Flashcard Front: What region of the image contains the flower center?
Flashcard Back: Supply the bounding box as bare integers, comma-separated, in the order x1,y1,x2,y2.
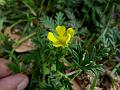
58,36,67,45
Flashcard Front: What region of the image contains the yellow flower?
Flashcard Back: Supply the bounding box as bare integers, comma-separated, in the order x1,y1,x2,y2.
47,26,75,47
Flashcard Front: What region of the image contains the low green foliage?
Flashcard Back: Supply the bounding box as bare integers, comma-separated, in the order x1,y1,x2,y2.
0,0,120,90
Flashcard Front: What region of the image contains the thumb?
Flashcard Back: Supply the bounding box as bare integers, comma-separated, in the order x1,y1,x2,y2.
0,73,29,90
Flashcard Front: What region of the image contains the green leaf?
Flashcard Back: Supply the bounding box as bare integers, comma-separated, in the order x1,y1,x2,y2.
22,0,36,16
41,16,55,31
55,12,65,25
90,73,99,90
7,63,20,73
43,63,50,75
0,18,3,32
111,62,120,76
51,64,56,71
0,0,6,5
0,33,5,44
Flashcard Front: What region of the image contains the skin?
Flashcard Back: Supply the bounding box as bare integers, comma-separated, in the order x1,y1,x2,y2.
0,58,29,90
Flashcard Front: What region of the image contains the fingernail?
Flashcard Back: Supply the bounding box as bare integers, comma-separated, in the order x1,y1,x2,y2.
17,77,29,90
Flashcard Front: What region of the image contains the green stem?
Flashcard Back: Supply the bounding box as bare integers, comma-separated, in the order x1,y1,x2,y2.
101,0,111,18
22,0,37,16
13,32,36,48
9,20,26,29
9,32,36,61
70,70,82,82
110,62,120,76
29,71,34,90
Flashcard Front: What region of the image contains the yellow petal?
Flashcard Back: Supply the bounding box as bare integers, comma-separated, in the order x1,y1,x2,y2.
56,26,66,36
48,32,58,43
65,34,71,44
53,43,63,47
67,28,75,38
